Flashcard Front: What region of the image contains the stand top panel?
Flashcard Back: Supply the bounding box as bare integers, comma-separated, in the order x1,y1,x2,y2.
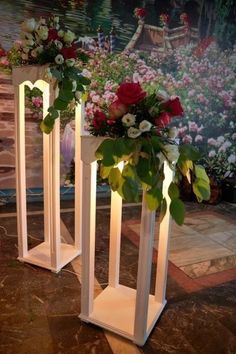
12,65,52,86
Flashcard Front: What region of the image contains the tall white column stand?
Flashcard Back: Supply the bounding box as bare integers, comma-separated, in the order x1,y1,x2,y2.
79,136,174,346
13,65,81,272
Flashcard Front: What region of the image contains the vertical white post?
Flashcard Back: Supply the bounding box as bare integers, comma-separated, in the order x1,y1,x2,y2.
74,103,82,250
134,193,156,344
108,190,122,287
155,161,174,303
14,84,28,258
81,160,97,317
50,116,61,269
42,85,50,244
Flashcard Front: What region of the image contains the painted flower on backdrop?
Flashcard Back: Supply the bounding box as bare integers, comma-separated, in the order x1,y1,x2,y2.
159,14,170,27
134,8,146,20
89,82,210,225
9,15,91,134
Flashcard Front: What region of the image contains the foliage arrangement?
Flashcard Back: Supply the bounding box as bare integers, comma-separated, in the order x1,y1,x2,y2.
9,15,90,133
88,82,210,225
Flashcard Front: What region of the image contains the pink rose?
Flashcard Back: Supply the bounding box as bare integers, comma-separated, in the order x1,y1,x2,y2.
108,99,128,119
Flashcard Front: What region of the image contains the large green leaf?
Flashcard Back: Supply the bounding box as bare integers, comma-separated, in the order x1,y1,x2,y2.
50,67,62,81
179,144,201,161
145,187,162,211
193,178,210,202
159,198,167,223
170,198,185,225
178,159,193,176
53,98,68,111
109,168,122,191
77,75,91,86
122,177,139,203
122,164,136,179
194,165,210,183
100,165,112,179
58,89,74,102
168,182,180,199
95,139,115,166
114,138,134,158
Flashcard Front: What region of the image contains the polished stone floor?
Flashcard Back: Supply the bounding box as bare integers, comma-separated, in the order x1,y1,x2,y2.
0,200,236,354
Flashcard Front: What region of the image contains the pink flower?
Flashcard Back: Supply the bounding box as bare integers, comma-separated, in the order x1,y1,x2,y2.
195,134,203,142
32,96,43,108
182,135,193,144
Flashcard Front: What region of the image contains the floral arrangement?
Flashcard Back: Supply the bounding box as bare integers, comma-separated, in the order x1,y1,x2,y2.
10,15,90,133
88,82,210,225
159,14,170,27
134,8,146,20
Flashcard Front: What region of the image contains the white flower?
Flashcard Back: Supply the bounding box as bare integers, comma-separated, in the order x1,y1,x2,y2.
75,91,81,100
66,58,75,67
25,33,33,40
58,30,64,38
168,127,178,139
164,144,180,162
139,120,152,132
208,150,216,158
72,81,77,92
82,68,92,78
25,39,34,47
37,26,48,41
21,53,28,61
54,16,60,24
36,45,43,54
227,154,236,164
21,18,36,33
64,30,76,43
122,113,136,127
127,127,141,139
55,54,64,65
30,49,38,58
54,40,63,50
156,90,170,102
39,18,46,25
23,47,30,54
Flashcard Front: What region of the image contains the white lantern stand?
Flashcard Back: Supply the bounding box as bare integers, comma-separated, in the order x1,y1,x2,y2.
13,65,82,272
79,136,174,346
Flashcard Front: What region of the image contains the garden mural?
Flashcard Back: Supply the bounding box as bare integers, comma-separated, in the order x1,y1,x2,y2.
0,0,235,203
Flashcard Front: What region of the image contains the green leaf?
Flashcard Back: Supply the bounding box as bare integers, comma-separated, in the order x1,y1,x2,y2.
193,178,210,202
50,67,62,81
145,187,162,211
168,182,180,199
179,144,201,161
122,164,136,179
159,198,167,223
77,75,91,86
194,165,210,183
100,165,112,179
170,198,185,225
58,89,74,102
109,168,122,191
47,107,59,119
95,139,115,166
61,79,73,91
178,159,193,176
150,135,162,153
40,116,54,134
53,98,68,111
122,177,139,203
114,138,134,158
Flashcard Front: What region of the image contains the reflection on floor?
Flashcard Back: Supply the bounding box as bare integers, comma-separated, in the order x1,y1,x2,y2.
0,200,236,354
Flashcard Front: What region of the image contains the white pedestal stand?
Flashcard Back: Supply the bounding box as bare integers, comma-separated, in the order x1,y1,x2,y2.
79,136,174,346
13,65,82,272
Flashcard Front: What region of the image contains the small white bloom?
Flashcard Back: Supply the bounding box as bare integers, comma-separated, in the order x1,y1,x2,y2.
164,144,180,162
39,18,46,25
64,30,76,43
227,154,236,164
66,58,75,67
208,150,216,158
37,26,48,41
36,45,43,54
55,54,64,65
26,39,34,47
139,120,152,132
25,33,33,40
168,127,178,139
75,91,81,100
156,89,170,102
58,30,64,38
21,53,28,61
122,113,136,127
23,47,30,54
30,49,38,58
54,40,63,50
82,68,92,78
72,81,77,92
127,127,141,139
54,16,60,23
21,18,36,33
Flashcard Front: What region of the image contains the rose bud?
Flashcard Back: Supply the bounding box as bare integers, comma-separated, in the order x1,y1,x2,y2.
108,99,128,119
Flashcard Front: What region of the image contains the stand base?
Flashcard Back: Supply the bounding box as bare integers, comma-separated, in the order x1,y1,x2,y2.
18,241,81,272
80,285,166,346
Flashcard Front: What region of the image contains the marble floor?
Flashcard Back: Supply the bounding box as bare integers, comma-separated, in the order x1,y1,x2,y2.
0,200,236,354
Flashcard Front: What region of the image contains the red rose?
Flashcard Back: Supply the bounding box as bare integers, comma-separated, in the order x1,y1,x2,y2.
161,97,184,117
93,111,107,129
116,82,146,105
155,112,171,128
108,99,128,119
0,47,6,57
60,45,77,59
136,8,146,18
47,28,59,42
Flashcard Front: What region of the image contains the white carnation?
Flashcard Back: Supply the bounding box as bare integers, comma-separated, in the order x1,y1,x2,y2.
139,120,152,132
168,127,178,139
64,30,76,43
122,113,136,127
127,127,141,139
55,54,64,65
37,26,48,41
54,40,63,50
